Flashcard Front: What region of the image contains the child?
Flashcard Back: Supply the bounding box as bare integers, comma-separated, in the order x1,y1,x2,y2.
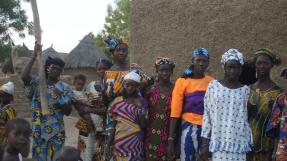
106,71,148,160
56,146,82,161
1,118,31,161
0,82,16,145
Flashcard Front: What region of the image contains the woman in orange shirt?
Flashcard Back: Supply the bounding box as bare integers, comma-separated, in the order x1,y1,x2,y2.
167,48,214,161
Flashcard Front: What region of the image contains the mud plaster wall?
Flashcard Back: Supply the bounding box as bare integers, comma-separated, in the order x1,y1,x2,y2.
130,0,287,89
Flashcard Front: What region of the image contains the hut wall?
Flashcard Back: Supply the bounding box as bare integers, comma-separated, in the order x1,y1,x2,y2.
63,68,100,84
130,0,287,89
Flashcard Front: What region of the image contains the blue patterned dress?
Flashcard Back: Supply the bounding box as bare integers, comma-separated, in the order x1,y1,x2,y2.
201,80,252,161
25,76,73,161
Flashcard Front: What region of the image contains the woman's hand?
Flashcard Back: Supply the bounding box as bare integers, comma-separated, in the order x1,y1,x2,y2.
167,140,176,160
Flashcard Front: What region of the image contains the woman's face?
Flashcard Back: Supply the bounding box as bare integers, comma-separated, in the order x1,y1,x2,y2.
255,55,273,78
96,62,109,78
156,64,173,81
224,60,242,82
113,44,128,62
123,79,139,96
192,55,209,75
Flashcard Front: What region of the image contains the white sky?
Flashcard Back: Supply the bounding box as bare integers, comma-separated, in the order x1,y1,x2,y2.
13,0,115,53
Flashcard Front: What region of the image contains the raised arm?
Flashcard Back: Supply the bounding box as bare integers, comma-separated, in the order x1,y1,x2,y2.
21,43,42,85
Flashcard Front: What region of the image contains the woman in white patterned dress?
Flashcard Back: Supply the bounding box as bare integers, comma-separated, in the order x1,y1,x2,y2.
200,49,253,161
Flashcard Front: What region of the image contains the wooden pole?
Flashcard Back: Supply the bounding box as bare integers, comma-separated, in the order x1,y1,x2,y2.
30,0,49,115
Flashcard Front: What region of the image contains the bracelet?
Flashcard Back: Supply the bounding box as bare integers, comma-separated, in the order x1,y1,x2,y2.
168,137,175,141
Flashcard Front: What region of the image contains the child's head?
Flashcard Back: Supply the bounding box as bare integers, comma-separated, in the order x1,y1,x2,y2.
56,146,82,161
96,59,112,78
5,118,30,156
154,57,175,82
73,74,87,91
0,82,14,105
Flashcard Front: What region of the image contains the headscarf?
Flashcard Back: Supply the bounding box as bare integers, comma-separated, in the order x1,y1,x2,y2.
104,35,128,52
0,82,14,95
192,48,209,59
281,67,287,79
45,56,65,68
124,70,141,83
221,48,244,66
155,57,175,68
254,48,281,66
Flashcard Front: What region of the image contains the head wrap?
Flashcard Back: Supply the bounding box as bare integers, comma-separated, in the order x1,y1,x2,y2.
221,49,244,66
0,82,14,95
255,48,281,66
192,48,209,59
281,67,287,79
45,56,65,68
155,57,175,68
104,35,128,52
124,70,141,83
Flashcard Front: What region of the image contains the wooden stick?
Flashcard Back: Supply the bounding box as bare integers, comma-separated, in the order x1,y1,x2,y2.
30,0,49,115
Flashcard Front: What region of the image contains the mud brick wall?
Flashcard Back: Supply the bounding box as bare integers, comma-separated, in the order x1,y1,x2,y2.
130,0,287,89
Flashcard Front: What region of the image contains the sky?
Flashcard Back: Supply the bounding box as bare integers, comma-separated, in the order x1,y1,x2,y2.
13,0,115,53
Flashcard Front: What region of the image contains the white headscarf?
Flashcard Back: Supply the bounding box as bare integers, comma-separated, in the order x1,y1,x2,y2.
124,71,141,83
0,82,14,95
221,49,244,67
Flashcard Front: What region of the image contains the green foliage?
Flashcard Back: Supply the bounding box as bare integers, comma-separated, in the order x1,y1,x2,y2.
0,0,31,62
94,0,130,59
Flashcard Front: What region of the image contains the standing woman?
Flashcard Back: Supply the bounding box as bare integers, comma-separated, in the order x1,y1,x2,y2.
248,49,283,161
106,71,148,160
167,48,214,161
104,36,130,102
201,49,252,161
266,67,287,161
145,57,175,161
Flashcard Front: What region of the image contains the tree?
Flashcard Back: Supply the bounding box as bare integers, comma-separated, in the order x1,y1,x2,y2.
0,0,32,62
94,0,130,58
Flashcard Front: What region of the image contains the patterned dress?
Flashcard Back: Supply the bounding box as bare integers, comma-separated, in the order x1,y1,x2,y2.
107,96,147,161
0,104,16,144
201,80,252,161
171,76,214,161
25,76,73,161
248,85,283,161
144,86,173,161
266,93,287,161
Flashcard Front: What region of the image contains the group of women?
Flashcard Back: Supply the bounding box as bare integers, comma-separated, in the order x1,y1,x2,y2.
74,36,287,161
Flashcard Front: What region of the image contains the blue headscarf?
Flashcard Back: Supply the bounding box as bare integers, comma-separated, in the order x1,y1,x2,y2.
104,35,127,52
192,48,209,59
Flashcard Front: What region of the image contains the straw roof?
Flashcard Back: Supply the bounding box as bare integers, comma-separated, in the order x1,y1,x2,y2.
41,47,62,63
15,43,32,57
64,33,109,69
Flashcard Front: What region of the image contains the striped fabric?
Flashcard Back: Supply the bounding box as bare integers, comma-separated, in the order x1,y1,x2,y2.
108,97,146,160
180,121,201,161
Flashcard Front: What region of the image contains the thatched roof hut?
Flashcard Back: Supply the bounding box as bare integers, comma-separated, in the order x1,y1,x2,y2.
42,46,62,63
65,33,109,69
64,33,109,82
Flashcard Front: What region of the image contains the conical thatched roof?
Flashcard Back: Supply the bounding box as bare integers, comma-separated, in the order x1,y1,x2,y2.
41,47,61,63
15,43,32,57
64,33,109,69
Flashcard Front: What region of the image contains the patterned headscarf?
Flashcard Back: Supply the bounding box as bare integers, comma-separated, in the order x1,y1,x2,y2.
281,67,287,79
104,35,128,52
155,57,175,68
124,70,141,83
192,48,209,59
221,49,244,66
255,48,281,66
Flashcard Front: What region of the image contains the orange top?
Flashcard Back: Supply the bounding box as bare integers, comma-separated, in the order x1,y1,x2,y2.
171,75,214,125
